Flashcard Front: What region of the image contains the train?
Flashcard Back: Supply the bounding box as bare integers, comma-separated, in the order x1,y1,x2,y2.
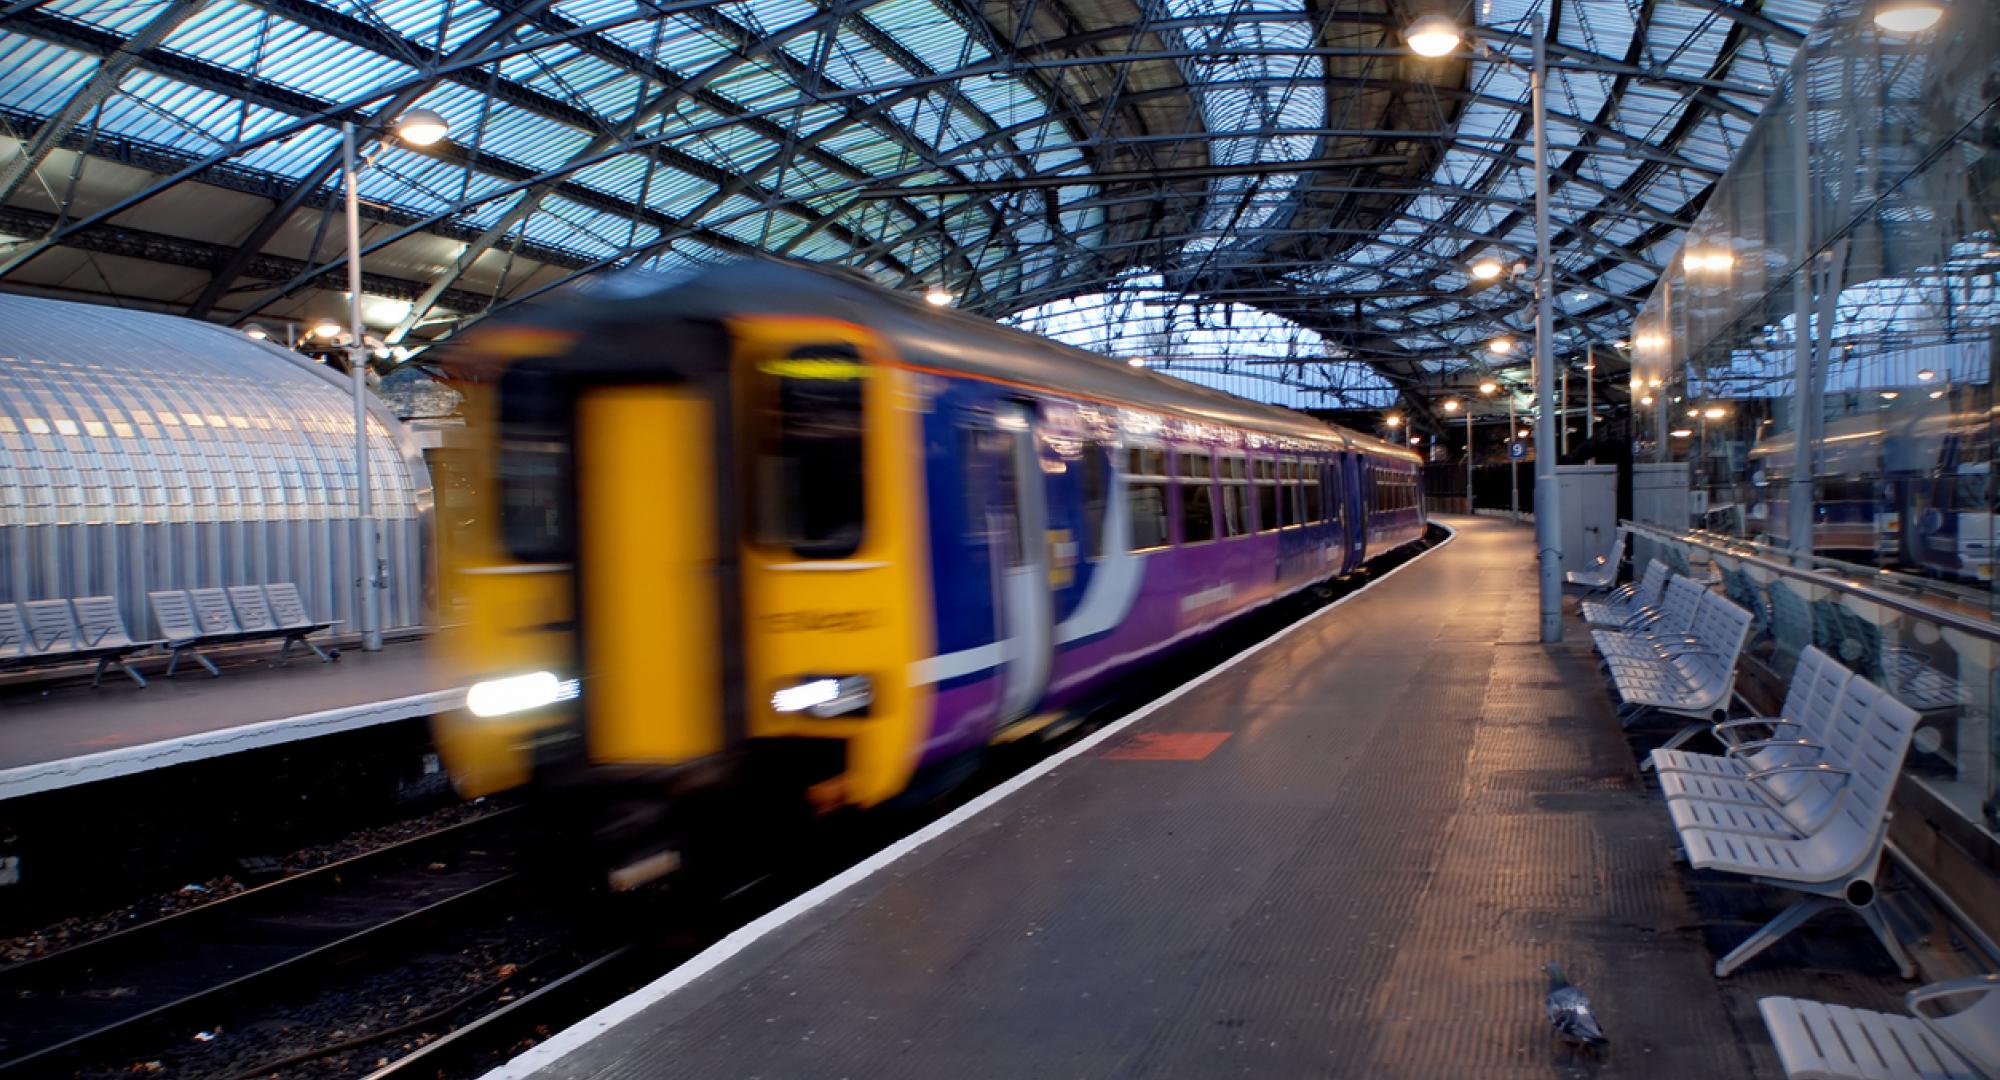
1745,385,1995,583
431,260,1426,883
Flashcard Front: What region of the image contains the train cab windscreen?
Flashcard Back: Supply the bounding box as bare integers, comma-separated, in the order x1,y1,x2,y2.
752,344,867,559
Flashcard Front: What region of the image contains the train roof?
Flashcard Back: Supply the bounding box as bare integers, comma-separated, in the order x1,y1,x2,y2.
557,259,1421,464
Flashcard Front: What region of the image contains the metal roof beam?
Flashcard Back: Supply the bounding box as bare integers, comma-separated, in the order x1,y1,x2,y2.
0,0,210,204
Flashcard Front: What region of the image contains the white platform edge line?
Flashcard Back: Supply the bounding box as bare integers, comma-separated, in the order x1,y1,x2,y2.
0,687,468,801
485,521,1458,1080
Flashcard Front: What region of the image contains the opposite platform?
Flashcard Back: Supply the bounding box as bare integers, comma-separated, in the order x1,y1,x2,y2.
503,516,1886,1080
0,639,459,799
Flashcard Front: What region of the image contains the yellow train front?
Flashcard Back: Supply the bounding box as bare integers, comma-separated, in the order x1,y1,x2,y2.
431,259,1427,886
433,269,937,883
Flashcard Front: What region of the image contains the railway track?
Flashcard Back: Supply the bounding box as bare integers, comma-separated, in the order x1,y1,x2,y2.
0,810,522,1076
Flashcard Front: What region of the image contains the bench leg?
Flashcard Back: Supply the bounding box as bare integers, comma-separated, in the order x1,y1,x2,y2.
1854,901,1918,980
1715,896,1837,977
281,633,333,664
168,646,219,678
1640,723,1710,771
91,657,148,688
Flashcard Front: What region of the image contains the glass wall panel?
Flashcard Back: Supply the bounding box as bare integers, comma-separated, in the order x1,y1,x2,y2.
1628,2,2000,834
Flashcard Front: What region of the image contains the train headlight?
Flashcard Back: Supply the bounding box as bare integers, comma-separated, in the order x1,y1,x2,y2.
771,676,872,718
466,671,580,718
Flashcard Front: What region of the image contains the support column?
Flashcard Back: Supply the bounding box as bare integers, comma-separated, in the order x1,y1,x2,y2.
1531,13,1563,643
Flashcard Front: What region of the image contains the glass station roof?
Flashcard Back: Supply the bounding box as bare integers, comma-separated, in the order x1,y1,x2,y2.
0,0,1825,409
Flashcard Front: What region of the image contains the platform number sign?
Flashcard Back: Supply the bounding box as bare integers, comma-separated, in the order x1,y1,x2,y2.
1509,440,1527,460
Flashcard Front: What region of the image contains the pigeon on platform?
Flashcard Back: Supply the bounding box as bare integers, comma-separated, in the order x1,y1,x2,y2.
1543,962,1609,1046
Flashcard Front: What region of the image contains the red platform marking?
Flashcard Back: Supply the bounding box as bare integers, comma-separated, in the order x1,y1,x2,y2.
1104,731,1232,761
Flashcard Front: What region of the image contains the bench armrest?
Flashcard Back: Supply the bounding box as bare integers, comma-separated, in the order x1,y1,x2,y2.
1620,608,1666,631
1745,761,1849,782
1726,737,1824,761
1906,973,2000,1013
1713,716,1797,747
1659,644,1720,660
1713,716,1796,734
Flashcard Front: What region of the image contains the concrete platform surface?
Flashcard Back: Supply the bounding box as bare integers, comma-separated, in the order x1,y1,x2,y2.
0,639,457,798
497,517,1920,1080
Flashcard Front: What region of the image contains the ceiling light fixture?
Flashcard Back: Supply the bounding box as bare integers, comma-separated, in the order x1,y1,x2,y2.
1873,0,1944,33
1470,258,1504,281
925,285,954,306
393,108,451,146
1403,14,1462,57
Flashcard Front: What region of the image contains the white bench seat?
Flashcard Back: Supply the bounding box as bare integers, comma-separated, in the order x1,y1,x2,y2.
1672,671,1923,978
1580,559,1669,627
1648,647,1850,789
1759,976,1999,1080
1566,527,1629,591
1608,589,1754,724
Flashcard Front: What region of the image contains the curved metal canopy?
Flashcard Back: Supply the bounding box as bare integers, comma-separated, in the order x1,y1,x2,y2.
0,0,1822,413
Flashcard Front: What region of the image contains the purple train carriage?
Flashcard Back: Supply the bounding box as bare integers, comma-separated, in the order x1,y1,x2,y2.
433,259,1426,883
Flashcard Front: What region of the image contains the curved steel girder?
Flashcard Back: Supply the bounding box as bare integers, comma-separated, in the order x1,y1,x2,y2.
0,0,1042,291
0,0,209,203
1,36,1720,296
207,0,1003,324
379,0,1052,340
179,0,561,318
3,43,1704,306
968,7,1779,103
974,226,1646,318
1356,0,1757,319
0,0,1808,374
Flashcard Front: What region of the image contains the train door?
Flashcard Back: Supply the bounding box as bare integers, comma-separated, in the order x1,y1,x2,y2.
1341,452,1366,570
992,401,1053,721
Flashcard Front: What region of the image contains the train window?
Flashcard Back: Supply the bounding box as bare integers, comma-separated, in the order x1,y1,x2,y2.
1179,450,1215,544
1218,455,1248,537
751,343,866,559
1127,447,1170,552
993,436,1026,569
1255,457,1280,530
1302,459,1322,522
1287,459,1306,526
1322,463,1339,527
1079,443,1108,560
497,365,571,562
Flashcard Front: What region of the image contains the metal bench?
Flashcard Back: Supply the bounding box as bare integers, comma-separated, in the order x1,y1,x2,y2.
1671,671,1923,977
1647,646,1849,789
1565,526,1629,592
65,596,161,686
1604,589,1754,726
1759,975,1998,1079
1592,575,1705,663
230,584,335,664
0,598,160,687
149,589,220,677
1580,558,1670,627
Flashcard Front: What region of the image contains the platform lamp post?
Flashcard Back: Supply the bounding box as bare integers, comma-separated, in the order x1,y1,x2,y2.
340,108,449,652
1443,398,1469,512
1406,11,1562,641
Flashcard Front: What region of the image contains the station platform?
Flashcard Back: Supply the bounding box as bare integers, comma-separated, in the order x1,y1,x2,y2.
0,638,459,800
500,516,1919,1080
